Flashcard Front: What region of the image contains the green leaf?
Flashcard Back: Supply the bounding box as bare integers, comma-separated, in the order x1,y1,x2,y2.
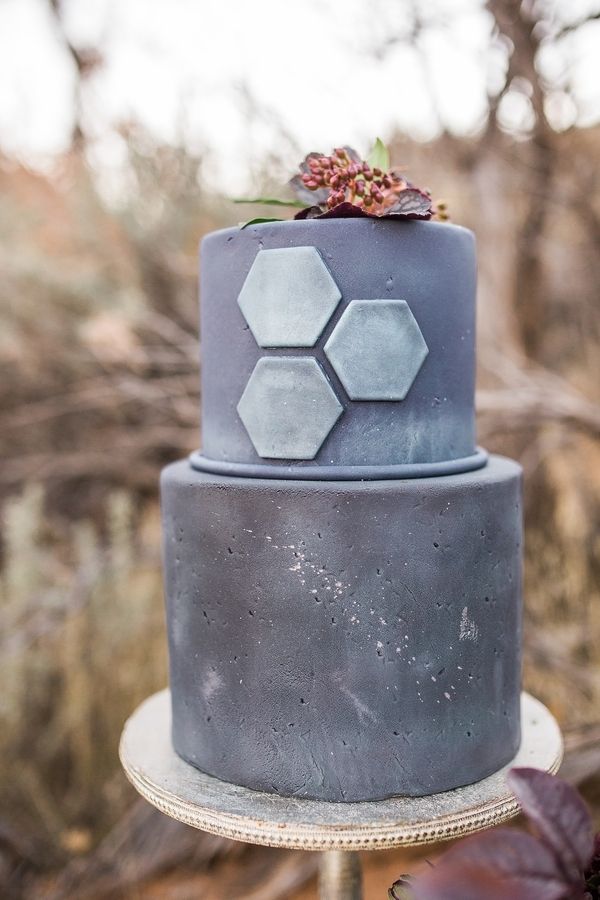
233,197,307,208
240,217,284,229
368,137,390,171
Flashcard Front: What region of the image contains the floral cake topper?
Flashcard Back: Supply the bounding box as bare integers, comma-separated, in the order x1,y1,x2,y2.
235,138,449,227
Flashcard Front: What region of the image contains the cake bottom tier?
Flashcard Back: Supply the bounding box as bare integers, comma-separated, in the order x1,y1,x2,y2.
161,455,522,801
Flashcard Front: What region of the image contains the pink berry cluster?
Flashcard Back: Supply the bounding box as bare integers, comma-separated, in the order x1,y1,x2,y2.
300,147,408,212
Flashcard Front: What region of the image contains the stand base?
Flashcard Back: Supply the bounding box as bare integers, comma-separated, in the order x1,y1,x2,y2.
319,850,362,900
120,690,561,852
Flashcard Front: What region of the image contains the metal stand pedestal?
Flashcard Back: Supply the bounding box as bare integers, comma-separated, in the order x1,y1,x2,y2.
120,691,562,899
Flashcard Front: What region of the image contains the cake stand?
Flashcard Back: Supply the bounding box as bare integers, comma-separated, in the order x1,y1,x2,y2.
119,690,562,900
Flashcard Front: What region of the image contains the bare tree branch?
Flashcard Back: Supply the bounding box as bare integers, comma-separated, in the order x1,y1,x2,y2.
553,10,600,41
46,0,103,149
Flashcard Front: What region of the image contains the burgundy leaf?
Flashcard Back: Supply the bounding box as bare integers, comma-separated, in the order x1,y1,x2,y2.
293,199,433,222
410,829,576,900
386,188,433,219
313,201,371,219
410,860,571,900
293,201,367,220
585,833,600,882
509,768,595,882
288,173,329,206
293,204,328,220
341,144,362,162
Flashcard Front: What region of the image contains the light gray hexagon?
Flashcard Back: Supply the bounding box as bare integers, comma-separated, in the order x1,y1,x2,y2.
237,357,342,459
324,300,428,401
237,247,341,348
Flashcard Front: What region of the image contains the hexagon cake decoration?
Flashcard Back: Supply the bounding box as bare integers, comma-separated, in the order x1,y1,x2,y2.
237,356,343,459
237,246,341,348
324,299,428,401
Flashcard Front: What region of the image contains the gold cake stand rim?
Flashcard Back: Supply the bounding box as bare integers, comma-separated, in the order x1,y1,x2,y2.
119,689,562,851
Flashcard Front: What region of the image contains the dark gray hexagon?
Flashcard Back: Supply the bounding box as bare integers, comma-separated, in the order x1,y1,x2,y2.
324,300,428,401
237,357,342,459
237,247,341,348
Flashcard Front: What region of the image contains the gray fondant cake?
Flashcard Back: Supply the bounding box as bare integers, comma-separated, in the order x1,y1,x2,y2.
161,218,522,801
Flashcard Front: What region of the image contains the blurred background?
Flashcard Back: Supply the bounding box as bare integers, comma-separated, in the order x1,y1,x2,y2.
0,0,599,897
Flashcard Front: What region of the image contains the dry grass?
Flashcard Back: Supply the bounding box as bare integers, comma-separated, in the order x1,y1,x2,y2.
0,486,166,861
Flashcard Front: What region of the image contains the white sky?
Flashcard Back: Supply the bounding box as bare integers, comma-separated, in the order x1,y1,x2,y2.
0,0,599,189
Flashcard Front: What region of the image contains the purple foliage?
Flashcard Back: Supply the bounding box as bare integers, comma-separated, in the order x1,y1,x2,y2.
289,146,435,221
508,768,594,883
397,768,596,900
294,191,432,222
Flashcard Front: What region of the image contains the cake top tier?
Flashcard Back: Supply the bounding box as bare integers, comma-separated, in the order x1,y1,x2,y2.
193,218,484,481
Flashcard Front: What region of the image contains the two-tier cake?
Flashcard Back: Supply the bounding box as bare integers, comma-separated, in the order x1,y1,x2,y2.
160,217,522,801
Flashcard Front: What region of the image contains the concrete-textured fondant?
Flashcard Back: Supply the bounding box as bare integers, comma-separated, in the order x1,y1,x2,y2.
200,220,477,472
161,218,523,804
161,455,522,801
189,446,488,481
325,299,428,401
237,356,342,459
237,246,341,348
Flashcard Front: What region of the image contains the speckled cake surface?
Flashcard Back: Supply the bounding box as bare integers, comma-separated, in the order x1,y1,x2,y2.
160,218,523,801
